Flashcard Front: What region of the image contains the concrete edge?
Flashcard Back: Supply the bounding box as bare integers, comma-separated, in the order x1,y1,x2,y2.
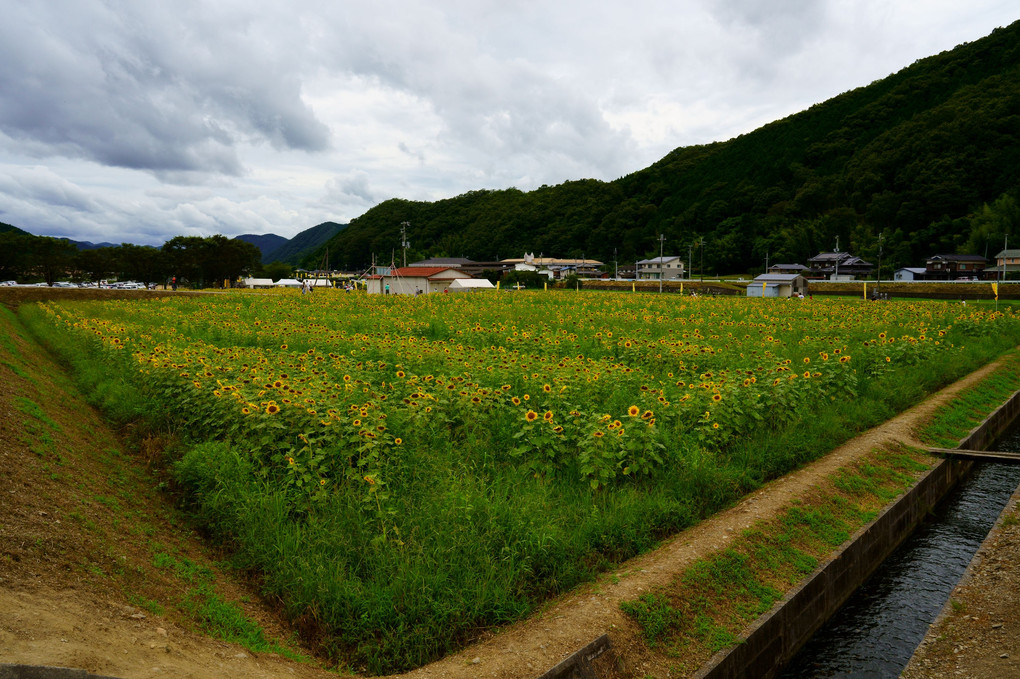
689,386,1020,679
534,634,612,679
0,665,120,679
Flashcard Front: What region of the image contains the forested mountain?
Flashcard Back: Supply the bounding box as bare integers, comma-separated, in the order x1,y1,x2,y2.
270,221,346,266
0,222,29,235
234,233,289,261
310,21,1020,275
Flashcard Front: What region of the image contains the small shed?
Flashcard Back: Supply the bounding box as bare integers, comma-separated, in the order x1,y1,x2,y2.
367,267,473,295
894,267,927,282
747,274,808,298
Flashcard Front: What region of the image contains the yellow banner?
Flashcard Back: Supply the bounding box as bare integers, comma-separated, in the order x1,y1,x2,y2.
864,281,867,299
496,281,500,291
992,282,998,299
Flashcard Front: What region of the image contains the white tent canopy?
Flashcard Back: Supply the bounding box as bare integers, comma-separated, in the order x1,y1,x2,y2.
447,278,495,291
274,278,302,287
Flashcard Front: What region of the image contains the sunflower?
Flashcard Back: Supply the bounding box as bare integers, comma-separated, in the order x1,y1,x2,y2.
266,403,281,415
543,410,554,422
525,410,538,422
394,438,403,445
627,405,640,417
511,396,521,406
712,393,722,402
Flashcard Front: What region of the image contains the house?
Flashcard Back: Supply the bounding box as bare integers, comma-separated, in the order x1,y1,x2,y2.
984,249,1020,280
767,264,809,275
501,253,603,279
807,252,874,280
924,254,987,280
894,268,927,282
365,266,473,295
746,274,808,298
636,256,685,281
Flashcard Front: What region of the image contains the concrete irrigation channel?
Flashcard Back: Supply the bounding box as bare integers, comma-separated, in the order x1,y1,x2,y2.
537,389,1020,679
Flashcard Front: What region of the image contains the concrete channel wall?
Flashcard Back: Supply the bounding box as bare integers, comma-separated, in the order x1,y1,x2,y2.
691,388,1020,679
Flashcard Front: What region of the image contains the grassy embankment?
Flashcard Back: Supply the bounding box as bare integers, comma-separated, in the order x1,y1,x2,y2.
0,301,315,665
619,349,1020,673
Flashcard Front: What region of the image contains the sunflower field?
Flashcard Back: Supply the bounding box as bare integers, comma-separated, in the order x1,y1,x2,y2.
23,290,1020,671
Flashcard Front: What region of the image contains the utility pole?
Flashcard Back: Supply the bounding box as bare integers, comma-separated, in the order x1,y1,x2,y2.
765,250,769,274
400,221,410,268
614,248,618,280
688,243,693,282
658,234,666,293
699,237,705,283
876,231,884,300
834,236,841,280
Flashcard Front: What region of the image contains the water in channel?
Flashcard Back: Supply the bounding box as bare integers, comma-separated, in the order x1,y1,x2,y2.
778,430,1020,678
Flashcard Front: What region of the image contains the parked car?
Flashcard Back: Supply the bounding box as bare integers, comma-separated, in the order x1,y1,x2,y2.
0,280,16,287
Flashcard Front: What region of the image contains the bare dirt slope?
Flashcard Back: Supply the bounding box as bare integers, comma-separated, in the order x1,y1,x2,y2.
0,289,1009,679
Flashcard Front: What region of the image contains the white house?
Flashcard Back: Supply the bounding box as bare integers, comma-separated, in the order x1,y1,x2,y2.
365,266,473,295
747,274,808,298
636,256,684,281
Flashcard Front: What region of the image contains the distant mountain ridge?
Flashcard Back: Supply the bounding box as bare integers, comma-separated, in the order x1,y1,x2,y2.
311,20,1020,275
265,221,346,265
234,233,289,260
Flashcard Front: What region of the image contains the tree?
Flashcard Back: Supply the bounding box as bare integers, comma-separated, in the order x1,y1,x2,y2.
261,261,293,281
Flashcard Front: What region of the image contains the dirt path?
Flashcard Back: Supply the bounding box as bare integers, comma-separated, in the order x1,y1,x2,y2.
0,293,1007,678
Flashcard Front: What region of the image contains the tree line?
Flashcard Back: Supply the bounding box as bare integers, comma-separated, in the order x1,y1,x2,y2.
0,231,263,288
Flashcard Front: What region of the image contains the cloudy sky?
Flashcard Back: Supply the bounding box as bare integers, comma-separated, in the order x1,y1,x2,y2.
0,1,1016,246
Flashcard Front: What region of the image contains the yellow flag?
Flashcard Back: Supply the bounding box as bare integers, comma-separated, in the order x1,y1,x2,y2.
632,282,635,292
496,280,500,291
992,282,998,299
762,281,766,294
544,281,547,291
680,281,684,294
864,281,867,299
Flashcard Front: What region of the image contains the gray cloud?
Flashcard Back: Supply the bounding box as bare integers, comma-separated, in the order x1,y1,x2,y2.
0,1,329,178
0,0,1015,247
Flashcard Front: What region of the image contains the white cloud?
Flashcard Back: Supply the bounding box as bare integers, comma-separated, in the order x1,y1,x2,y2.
0,0,1016,245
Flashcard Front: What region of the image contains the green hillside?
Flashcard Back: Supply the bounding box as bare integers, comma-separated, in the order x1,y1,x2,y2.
312,21,1020,274
270,221,346,266
0,222,29,236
